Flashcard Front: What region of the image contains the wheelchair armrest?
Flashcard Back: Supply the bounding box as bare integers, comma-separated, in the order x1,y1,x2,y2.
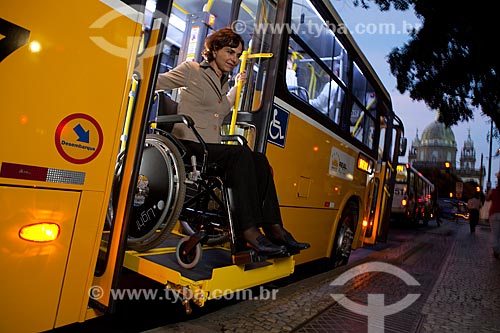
155,114,209,173
155,114,195,128
220,135,247,146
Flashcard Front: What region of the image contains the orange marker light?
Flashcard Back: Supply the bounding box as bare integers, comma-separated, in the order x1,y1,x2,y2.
19,223,60,242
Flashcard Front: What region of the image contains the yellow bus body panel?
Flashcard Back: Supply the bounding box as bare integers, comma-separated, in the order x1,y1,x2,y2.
266,103,368,264
0,1,138,192
55,191,105,328
0,186,80,332
1,1,144,331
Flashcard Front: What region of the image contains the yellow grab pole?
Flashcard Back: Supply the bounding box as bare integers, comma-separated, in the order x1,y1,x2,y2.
121,77,139,151
229,52,273,136
229,50,248,135
352,98,376,137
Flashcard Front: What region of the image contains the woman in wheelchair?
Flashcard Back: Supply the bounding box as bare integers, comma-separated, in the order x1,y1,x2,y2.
156,28,309,256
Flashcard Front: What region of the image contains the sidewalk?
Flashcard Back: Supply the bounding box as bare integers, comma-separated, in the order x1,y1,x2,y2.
146,219,500,332
419,221,500,332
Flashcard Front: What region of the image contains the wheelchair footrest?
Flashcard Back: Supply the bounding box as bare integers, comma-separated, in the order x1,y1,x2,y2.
232,249,257,265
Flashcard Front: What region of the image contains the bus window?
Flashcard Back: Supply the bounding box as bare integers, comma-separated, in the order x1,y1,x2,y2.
286,0,350,125
237,0,277,113
351,63,379,150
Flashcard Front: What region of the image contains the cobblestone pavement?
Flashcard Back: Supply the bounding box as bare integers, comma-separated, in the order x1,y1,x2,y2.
145,219,500,333
418,222,500,332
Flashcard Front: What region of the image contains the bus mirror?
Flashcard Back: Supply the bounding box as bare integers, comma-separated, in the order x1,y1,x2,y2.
399,137,407,156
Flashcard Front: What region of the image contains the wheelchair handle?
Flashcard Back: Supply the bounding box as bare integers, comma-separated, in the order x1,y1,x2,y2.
155,114,194,128
221,135,247,146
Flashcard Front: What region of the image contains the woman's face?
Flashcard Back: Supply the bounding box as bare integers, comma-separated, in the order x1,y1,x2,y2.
212,43,243,74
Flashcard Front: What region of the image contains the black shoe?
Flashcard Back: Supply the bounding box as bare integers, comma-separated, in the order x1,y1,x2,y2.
242,227,286,255
264,224,310,251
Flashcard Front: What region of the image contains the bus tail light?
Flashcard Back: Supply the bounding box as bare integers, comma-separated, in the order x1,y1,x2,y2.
19,222,60,242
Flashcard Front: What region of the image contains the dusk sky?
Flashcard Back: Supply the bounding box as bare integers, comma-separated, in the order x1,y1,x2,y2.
334,1,499,178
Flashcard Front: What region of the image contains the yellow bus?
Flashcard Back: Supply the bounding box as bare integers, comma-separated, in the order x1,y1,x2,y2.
0,0,405,331
392,163,435,225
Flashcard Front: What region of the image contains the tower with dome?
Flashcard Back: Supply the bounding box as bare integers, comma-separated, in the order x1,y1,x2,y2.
409,120,484,190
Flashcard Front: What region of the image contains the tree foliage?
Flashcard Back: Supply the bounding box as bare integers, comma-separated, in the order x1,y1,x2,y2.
353,0,500,131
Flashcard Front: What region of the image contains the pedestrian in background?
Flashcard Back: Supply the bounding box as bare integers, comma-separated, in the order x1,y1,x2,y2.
485,173,500,259
467,193,482,233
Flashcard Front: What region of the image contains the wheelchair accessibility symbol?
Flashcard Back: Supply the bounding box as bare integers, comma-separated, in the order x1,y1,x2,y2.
330,262,421,333
267,104,289,148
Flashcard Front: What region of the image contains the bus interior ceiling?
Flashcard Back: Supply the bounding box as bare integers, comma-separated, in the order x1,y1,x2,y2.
166,1,234,46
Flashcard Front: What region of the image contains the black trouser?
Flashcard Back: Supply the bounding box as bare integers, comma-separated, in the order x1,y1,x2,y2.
181,140,282,232
469,209,479,232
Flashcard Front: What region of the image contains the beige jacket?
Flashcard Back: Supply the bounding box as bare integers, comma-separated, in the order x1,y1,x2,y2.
156,61,237,143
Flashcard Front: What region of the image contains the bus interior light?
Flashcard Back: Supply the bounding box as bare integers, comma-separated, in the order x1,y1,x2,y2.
208,14,216,26
19,222,60,242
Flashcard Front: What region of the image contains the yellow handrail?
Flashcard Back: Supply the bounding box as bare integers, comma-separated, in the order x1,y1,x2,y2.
352,98,376,137
229,50,248,135
120,76,139,152
229,51,273,135
173,3,189,15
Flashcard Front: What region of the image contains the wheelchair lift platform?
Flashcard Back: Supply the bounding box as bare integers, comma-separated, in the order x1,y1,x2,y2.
123,233,295,311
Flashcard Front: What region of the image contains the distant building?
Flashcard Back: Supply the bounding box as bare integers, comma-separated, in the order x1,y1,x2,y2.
409,120,485,188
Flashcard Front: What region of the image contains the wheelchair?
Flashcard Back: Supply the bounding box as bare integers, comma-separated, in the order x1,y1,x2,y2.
120,92,294,269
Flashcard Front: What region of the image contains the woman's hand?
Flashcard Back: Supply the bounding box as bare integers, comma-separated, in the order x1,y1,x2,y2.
234,70,247,84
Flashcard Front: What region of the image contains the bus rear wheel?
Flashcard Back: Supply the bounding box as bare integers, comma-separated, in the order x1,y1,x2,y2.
330,201,358,268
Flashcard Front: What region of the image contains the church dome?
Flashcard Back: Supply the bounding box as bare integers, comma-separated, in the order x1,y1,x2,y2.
420,121,456,148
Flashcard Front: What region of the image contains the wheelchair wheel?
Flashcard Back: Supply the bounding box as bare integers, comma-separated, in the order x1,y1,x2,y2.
127,134,186,251
176,236,202,269
180,179,230,246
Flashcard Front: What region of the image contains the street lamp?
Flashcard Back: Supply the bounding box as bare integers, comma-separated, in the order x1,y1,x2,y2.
481,153,499,193
487,120,493,192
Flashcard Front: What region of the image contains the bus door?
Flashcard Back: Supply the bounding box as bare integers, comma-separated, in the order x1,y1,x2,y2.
91,3,167,317
364,115,389,245
364,160,393,244
377,118,405,241
364,113,405,244
115,0,295,313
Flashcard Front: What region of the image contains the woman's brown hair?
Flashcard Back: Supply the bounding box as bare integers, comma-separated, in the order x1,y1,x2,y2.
202,27,244,62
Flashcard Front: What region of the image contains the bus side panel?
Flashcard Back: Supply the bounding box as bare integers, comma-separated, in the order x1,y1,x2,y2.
279,207,337,264
1,1,145,330
55,191,105,328
0,1,138,192
266,105,368,263
0,186,80,333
